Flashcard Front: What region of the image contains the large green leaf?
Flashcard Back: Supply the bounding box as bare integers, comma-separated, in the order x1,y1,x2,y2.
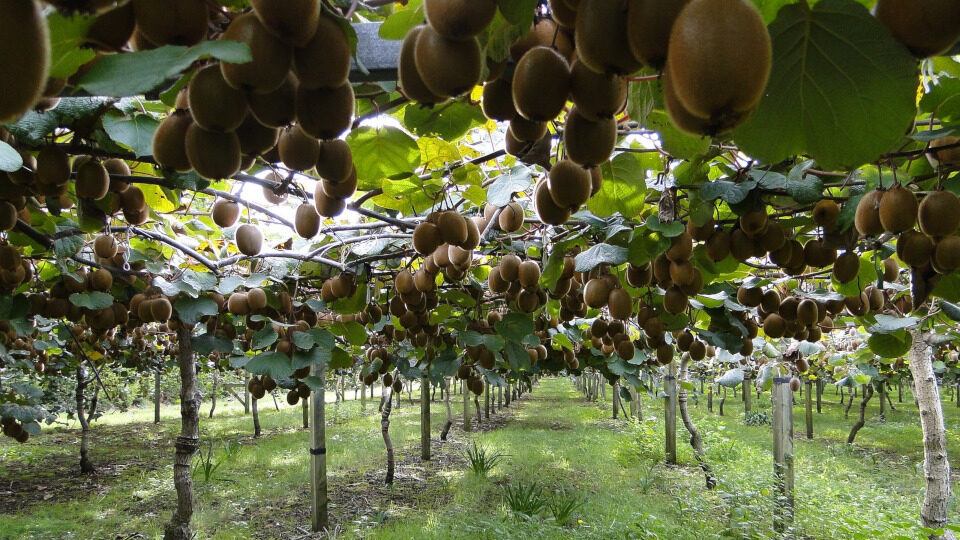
495,313,535,343
47,12,97,79
403,101,486,141
192,334,234,356
76,40,252,97
497,0,538,27
173,296,218,325
378,0,424,40
734,0,918,169
574,243,629,272
647,110,710,159
347,126,422,191
69,292,113,310
246,351,293,380
867,331,912,359
486,165,533,207
587,152,650,217
0,141,23,173
102,113,160,157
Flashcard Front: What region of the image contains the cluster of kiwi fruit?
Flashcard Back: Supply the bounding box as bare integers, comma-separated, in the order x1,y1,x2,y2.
129,292,173,325
534,162,602,226
674,329,710,361
483,202,525,234
487,253,547,313
738,286,828,343
585,318,636,360
0,244,34,293
651,230,703,314
320,272,358,304
632,298,681,364
455,363,486,396
210,199,265,257
582,270,634,319
411,210,481,283
548,252,587,322
389,274,442,339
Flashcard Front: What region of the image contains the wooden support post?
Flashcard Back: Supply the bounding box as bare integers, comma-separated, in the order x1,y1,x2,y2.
463,382,471,432
302,396,309,430
421,376,430,461
243,373,250,415
707,384,713,413
772,377,795,533
816,379,823,413
154,364,162,424
310,364,327,532
360,382,366,411
805,380,813,439
252,398,261,438
612,381,619,419
879,382,886,419
665,362,677,466
743,370,752,416
208,372,218,419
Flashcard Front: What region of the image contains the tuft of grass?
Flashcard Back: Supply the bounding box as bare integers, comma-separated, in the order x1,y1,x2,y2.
192,438,242,483
503,480,546,518
546,487,584,526
464,441,506,478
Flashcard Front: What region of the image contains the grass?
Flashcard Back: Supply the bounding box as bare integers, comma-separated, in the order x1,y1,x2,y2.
0,378,957,539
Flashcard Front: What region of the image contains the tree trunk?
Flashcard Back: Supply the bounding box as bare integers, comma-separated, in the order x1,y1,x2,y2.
382,385,395,485
484,382,490,419
208,371,218,419
302,396,309,429
76,367,95,474
805,380,814,439
846,385,874,444
252,397,261,438
816,379,823,413
441,378,453,441
719,387,726,416
243,373,250,415
612,381,619,419
908,331,955,538
743,371,752,416
679,356,715,488
421,376,430,461
844,386,855,418
361,382,367,411
463,382,471,431
664,362,677,466
164,326,201,540
154,365,162,424
707,384,713,413
474,394,482,425
879,381,886,419
310,364,327,532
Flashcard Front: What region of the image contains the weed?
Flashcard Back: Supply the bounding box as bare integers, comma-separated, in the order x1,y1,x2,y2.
503,480,546,518
192,438,241,483
638,463,661,494
546,487,584,526
465,442,507,478
744,411,771,426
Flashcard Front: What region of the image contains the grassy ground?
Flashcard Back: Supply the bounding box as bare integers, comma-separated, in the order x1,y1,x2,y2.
0,377,957,539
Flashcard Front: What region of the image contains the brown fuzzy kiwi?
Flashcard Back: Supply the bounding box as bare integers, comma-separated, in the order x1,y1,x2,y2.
625,0,691,69
236,224,263,256
188,64,248,132
854,190,884,236
667,0,771,122
763,313,786,338
548,160,592,209
796,299,818,325
314,190,346,217
687,218,715,242
185,124,241,179
575,0,642,75
549,0,578,27
513,46,570,122
36,146,71,186
499,254,521,282
103,158,131,193
75,160,110,200
153,110,194,171
315,139,354,184
295,82,354,140
424,0,497,39
132,0,207,46
927,136,960,168
897,229,934,267
626,263,652,287
518,260,541,289
293,13,351,89
878,186,918,233
833,251,859,283
461,217,481,250
813,199,840,229
935,236,960,273
246,73,297,128
584,278,610,308
865,286,885,311
669,260,696,287
414,26,482,98
563,107,617,166
488,266,509,293
607,288,632,319
499,202,525,232
875,0,960,58
535,178,572,225
295,203,321,239
250,0,319,47
0,245,21,272
882,258,900,283
736,285,762,308
481,77,517,122
738,208,768,238
448,245,472,269
510,19,574,62
661,68,749,136
88,268,112,291
438,212,469,245
220,13,292,94
85,1,135,51
247,287,268,311
212,199,240,228
705,230,731,261
151,297,173,322
509,116,548,143
398,26,447,106
320,167,357,200
278,125,320,171
235,114,280,156
94,235,118,259
413,222,443,255
228,292,249,315
918,190,960,237
415,268,436,292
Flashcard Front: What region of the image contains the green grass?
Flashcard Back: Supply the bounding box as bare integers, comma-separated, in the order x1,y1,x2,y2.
0,378,958,539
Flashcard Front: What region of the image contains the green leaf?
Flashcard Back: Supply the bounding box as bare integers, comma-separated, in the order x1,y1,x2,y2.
403,101,486,140
378,0,424,40
940,300,960,322
486,165,533,207
251,326,279,350
504,340,531,372
173,296,218,325
76,40,253,97
68,291,114,310
644,215,685,237
300,375,325,391
292,346,330,371
0,295,29,320
329,347,355,370
866,314,919,334
101,113,160,157
347,126,422,192
0,141,23,173
629,229,670,267
497,0,538,26
574,243,629,272
5,98,108,145
647,110,710,159
192,334,234,356
733,0,918,169
700,177,757,204
867,331,911,358
587,152,650,217
626,80,655,129
920,77,960,122
332,321,368,346
495,313,535,343
246,351,292,380
330,281,369,315
47,12,97,79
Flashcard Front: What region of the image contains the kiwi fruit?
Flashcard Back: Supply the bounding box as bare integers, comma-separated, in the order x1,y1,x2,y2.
320,167,357,200
626,263,652,287
188,64,248,132
878,186,918,233
935,236,960,272
0,0,49,122
897,229,934,266
315,139,355,183
413,222,442,255
132,0,207,46
666,0,771,123
569,59,628,121
481,77,517,122
461,217,481,250
103,158,132,193
584,278,610,308
220,13,293,94
94,235,118,259
509,116,548,143
314,191,346,218
399,26,447,106
499,202,525,232
36,146,71,185
212,199,241,228
246,73,297,128
151,297,173,321
236,224,263,256
295,203,321,239
854,190,884,236
278,125,321,171
75,160,110,200
737,286,762,307
547,160,592,209
796,299,818,325
488,267,509,293
705,230,731,261
604,288,629,319
251,0,319,47
511,19,575,63
235,114,280,156
513,47,570,122
499,254,521,282
662,69,749,136
563,107,617,166
575,0,642,75
549,0,578,27
927,136,960,168
516,261,539,289
295,82,355,140
875,0,960,58
414,26,482,98
88,268,113,291
294,13,352,89
85,2,135,51
438,212,469,245
625,0,691,69
185,124,242,179
153,111,194,171
739,209,768,238
424,0,497,39
918,191,960,237
833,251,859,283
813,199,840,229
763,313,786,338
